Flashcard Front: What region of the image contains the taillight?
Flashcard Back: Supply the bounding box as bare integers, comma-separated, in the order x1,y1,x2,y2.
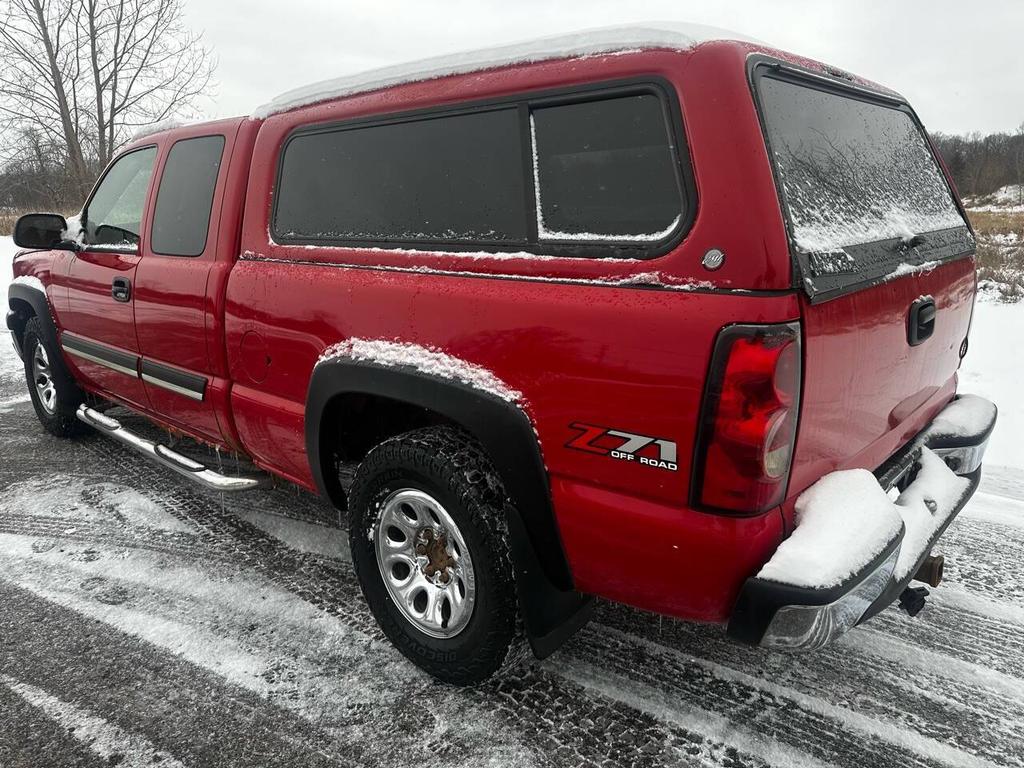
692,322,802,514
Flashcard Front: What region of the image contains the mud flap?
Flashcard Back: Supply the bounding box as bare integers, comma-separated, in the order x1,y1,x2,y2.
506,504,593,659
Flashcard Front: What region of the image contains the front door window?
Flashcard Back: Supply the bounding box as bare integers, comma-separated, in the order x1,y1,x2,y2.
82,147,157,249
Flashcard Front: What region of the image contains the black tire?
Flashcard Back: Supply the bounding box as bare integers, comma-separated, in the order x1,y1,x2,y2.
348,426,527,685
22,317,85,437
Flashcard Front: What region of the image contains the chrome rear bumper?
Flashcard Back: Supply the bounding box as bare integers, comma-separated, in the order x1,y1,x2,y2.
728,394,996,650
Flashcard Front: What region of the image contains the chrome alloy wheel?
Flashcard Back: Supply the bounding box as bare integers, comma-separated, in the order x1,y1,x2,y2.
374,488,476,638
32,343,57,415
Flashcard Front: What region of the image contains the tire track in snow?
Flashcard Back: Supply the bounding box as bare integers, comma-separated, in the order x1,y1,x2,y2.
554,660,834,768
0,580,358,768
590,606,1024,768
0,530,772,768
63,460,779,766
566,626,1006,768
0,534,539,768
1,675,191,768
938,515,1024,606
0,683,111,768
114,499,776,768
868,602,1024,680
476,669,776,768
4,400,1024,767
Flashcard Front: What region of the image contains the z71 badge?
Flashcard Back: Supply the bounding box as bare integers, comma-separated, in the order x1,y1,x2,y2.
566,423,678,472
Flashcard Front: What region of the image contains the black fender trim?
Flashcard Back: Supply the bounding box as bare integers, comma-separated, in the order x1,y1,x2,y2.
307,359,591,656
6,309,25,359
7,283,71,379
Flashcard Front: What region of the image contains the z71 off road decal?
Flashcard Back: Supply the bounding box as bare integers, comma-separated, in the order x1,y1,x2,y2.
566,423,678,472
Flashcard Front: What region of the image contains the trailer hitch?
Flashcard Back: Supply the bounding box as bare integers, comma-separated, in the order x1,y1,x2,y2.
898,586,929,617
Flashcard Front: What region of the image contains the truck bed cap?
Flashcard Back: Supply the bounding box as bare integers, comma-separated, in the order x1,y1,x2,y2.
250,22,758,119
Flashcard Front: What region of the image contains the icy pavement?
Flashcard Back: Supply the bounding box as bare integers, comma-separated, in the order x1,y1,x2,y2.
0,374,1022,767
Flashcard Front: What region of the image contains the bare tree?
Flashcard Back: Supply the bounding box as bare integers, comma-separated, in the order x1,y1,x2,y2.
0,0,90,196
0,0,214,201
1016,122,1024,205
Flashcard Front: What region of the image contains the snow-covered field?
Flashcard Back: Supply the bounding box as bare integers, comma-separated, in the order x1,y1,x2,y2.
965,184,1024,214
2,235,1023,767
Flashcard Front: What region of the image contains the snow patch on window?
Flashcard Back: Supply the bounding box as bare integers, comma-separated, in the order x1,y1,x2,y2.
537,216,682,243
317,338,523,403
792,209,965,254
252,23,755,118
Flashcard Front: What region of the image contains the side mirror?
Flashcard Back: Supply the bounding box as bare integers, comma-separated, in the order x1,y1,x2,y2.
13,213,78,251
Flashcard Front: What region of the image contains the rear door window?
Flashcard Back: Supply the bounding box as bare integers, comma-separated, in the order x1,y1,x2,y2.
151,135,225,256
530,94,683,241
756,71,971,299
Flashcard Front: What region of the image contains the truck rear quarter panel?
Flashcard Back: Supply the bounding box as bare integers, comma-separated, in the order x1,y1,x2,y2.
228,43,807,621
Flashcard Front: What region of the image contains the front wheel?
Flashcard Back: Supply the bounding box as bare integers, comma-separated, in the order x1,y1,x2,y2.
22,317,85,437
348,426,526,685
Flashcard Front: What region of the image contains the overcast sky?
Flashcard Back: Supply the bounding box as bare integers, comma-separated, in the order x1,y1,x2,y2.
183,0,1021,135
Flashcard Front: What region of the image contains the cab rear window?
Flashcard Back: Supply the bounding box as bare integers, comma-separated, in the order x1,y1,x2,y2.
755,69,971,299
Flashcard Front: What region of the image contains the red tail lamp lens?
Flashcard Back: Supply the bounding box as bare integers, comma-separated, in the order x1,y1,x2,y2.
694,323,802,514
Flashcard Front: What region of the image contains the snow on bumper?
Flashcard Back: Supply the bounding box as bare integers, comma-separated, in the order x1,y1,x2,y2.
728,394,997,651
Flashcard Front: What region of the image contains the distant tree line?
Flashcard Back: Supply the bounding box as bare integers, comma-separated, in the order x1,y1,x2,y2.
931,126,1024,200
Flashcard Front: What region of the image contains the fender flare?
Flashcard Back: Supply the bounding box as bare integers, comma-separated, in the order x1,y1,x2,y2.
306,359,593,657
7,283,69,379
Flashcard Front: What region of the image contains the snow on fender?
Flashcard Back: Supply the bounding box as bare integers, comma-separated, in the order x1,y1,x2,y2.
316,338,524,404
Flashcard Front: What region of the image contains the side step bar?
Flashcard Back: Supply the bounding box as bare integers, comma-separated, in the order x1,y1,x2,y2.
76,405,268,492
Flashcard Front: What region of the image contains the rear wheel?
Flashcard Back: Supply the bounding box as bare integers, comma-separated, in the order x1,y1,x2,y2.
22,317,85,437
348,426,526,685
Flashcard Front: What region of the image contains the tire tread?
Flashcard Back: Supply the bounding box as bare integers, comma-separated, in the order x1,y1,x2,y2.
348,426,528,685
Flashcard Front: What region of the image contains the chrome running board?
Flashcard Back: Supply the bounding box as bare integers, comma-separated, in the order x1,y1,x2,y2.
76,404,267,492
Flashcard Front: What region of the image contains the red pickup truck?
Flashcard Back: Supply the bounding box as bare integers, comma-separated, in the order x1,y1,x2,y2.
6,26,997,684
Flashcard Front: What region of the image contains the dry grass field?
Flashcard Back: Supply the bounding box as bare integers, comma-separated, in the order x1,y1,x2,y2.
969,209,1024,301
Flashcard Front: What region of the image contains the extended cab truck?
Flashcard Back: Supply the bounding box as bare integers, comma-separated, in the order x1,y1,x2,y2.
6,26,997,684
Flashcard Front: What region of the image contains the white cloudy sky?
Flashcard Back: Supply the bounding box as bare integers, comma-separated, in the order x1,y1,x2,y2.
183,0,1022,135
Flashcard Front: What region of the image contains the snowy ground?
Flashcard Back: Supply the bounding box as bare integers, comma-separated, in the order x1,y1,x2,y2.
2,236,1023,767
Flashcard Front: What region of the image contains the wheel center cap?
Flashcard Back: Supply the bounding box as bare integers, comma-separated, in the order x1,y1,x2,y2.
415,528,456,583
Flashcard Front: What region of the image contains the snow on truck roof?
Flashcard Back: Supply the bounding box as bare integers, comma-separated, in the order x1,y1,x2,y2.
250,22,758,119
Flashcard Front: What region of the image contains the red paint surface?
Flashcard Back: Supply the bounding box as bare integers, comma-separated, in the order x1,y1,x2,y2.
9,40,975,623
